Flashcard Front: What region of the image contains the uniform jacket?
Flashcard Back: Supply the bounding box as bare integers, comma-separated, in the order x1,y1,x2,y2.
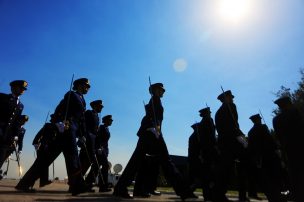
54,91,86,137
96,124,110,157
248,123,278,167
215,103,241,147
137,96,163,137
32,123,59,151
0,93,24,142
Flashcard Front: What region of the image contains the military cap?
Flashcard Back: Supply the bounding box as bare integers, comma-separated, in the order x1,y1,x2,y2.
90,100,103,108
149,83,165,93
10,80,28,90
249,114,261,121
217,90,234,101
274,96,292,106
191,123,199,130
199,107,211,116
102,115,113,122
73,78,90,88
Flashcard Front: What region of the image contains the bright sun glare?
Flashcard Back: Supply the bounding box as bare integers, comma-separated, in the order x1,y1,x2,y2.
217,0,252,24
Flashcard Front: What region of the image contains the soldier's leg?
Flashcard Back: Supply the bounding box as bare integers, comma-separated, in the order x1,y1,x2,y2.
113,136,147,197
62,130,86,195
98,154,110,191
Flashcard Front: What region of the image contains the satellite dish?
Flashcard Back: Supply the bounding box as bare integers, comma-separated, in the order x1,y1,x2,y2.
108,161,112,171
113,164,123,174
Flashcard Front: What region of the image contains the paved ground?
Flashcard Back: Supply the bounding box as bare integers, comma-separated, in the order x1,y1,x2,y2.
0,179,268,202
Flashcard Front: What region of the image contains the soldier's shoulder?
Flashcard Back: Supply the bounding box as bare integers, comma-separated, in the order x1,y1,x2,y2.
0,92,9,98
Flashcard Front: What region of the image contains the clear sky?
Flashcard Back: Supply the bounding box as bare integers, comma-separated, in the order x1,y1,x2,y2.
1,0,303,179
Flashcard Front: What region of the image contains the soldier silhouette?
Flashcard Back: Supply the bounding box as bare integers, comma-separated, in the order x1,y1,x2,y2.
248,114,286,202
0,80,28,179
16,78,91,195
188,107,217,201
95,115,113,192
79,99,103,192
273,96,304,202
113,82,193,200
213,90,249,202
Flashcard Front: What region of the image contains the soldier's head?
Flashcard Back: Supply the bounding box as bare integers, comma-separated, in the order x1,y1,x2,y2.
90,100,103,113
73,78,90,95
217,90,234,103
274,96,292,111
10,80,28,96
102,115,113,126
199,107,211,118
249,114,261,124
149,83,165,97
18,115,29,125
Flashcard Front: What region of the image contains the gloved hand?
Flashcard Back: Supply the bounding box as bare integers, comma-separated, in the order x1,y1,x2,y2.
97,148,103,155
55,122,65,133
77,136,86,147
14,136,19,141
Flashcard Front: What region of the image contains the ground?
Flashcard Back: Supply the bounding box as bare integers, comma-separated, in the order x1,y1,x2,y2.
0,179,269,202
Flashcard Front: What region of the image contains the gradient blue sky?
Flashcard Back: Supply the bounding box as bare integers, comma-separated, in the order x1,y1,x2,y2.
1,0,303,179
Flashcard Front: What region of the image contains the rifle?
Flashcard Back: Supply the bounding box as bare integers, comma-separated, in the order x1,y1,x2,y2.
258,109,268,126
63,74,74,127
12,139,22,177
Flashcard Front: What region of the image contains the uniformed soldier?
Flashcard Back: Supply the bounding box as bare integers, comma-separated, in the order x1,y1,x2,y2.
79,100,103,191
31,114,58,188
213,90,249,202
113,82,193,200
16,114,64,192
273,96,304,202
188,107,217,201
0,80,28,179
16,78,91,195
133,104,161,198
248,114,286,202
95,114,113,192
53,77,91,195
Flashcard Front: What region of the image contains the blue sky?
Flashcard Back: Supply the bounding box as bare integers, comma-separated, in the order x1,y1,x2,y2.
1,0,303,179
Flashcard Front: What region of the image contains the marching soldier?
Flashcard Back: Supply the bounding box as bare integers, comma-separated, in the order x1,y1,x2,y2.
95,115,113,192
248,114,286,202
113,82,193,200
52,77,91,195
0,80,28,179
16,114,64,192
213,90,249,202
16,78,91,195
273,97,304,202
79,100,103,191
31,114,58,188
188,107,217,201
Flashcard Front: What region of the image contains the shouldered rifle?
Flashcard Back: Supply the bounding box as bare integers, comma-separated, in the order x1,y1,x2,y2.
63,74,74,129
259,109,268,126
12,138,22,177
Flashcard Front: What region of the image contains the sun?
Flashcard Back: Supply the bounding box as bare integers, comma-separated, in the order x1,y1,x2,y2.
217,0,252,24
